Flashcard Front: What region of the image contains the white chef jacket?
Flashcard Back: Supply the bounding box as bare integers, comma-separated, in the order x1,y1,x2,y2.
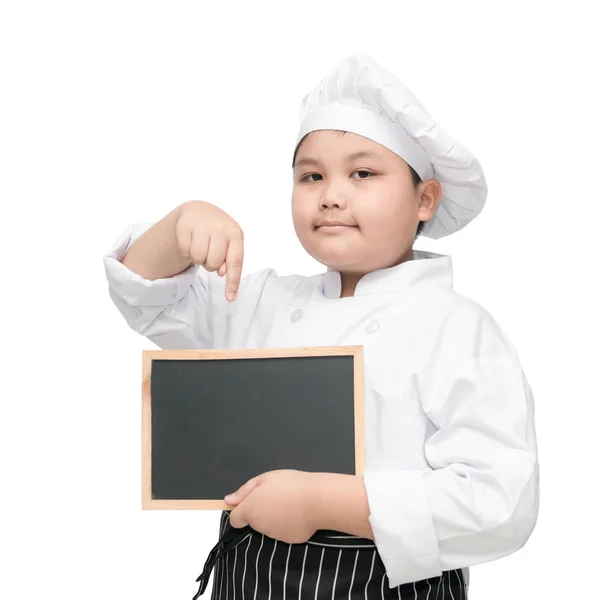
103,223,540,589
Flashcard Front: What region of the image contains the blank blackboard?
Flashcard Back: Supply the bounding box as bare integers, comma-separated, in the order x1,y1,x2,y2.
141,346,365,510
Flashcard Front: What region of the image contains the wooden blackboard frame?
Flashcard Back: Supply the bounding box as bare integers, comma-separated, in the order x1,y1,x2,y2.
141,346,365,510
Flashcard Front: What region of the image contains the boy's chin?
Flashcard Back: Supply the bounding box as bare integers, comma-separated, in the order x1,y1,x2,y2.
311,251,368,273
299,238,369,271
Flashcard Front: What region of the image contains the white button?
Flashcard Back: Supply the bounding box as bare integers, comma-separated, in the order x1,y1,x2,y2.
365,319,379,333
290,309,303,323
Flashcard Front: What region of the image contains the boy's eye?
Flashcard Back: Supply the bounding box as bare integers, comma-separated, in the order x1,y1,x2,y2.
302,173,323,182
300,170,374,182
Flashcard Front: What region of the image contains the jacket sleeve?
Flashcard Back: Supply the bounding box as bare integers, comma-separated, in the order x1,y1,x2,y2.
362,310,540,588
102,223,277,350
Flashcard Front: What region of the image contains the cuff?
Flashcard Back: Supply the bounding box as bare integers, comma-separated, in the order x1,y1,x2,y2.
363,470,442,587
103,223,202,307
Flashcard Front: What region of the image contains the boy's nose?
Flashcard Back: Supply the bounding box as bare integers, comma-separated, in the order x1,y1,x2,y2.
319,191,348,209
321,199,343,209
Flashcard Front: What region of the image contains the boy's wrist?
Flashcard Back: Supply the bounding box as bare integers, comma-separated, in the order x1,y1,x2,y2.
305,472,374,539
306,472,329,530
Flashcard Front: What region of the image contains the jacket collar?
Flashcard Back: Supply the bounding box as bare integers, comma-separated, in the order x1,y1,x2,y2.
322,249,453,298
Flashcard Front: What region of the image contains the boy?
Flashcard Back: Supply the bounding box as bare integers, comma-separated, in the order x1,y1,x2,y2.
104,54,539,599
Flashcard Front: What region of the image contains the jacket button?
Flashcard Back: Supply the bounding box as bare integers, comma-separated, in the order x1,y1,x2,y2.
365,319,379,334
290,309,303,322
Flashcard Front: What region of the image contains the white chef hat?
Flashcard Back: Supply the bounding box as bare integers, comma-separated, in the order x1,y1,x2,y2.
294,54,487,239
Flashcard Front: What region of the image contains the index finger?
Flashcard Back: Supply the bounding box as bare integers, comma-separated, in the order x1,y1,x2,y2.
225,235,244,301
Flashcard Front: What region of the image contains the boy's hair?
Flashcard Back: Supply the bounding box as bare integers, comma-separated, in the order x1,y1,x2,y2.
293,131,427,239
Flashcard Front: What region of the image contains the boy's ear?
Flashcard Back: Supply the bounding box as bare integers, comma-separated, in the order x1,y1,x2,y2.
418,179,442,219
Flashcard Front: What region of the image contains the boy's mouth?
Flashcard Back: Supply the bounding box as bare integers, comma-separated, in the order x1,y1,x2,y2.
314,220,358,232
316,225,357,232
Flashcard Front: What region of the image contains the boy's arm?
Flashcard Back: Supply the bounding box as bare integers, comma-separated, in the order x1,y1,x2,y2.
104,220,280,350
119,204,193,280
103,221,212,349
312,355,539,589
310,473,374,539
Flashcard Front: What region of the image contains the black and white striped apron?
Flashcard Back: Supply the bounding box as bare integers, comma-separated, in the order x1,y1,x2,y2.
193,511,468,599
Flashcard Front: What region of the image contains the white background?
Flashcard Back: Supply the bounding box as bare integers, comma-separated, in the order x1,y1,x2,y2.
2,1,598,598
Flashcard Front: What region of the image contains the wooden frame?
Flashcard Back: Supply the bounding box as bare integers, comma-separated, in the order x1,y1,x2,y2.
142,346,365,510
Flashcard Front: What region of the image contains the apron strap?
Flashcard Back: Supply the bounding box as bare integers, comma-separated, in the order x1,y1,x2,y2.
192,524,254,599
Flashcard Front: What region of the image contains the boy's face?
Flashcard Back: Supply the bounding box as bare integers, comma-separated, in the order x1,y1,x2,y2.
291,130,440,274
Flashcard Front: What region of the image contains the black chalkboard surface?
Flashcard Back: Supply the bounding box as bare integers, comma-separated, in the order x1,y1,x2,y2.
141,346,365,510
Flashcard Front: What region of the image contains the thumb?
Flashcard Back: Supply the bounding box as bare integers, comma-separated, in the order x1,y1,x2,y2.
228,504,248,529
224,475,262,504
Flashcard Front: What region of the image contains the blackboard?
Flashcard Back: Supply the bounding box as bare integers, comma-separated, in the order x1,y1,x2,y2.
141,346,365,510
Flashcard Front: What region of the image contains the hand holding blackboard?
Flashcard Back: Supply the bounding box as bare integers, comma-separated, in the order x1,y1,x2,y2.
142,346,365,510
223,468,328,544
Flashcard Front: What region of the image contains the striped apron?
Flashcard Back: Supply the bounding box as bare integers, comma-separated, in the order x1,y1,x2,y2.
193,511,468,600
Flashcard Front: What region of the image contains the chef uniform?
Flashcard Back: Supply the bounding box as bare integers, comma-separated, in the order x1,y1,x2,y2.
103,54,540,599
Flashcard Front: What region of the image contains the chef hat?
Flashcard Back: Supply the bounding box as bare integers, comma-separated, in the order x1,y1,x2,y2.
294,54,487,239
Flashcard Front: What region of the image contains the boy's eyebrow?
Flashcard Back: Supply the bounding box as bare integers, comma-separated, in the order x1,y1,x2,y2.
294,151,383,168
